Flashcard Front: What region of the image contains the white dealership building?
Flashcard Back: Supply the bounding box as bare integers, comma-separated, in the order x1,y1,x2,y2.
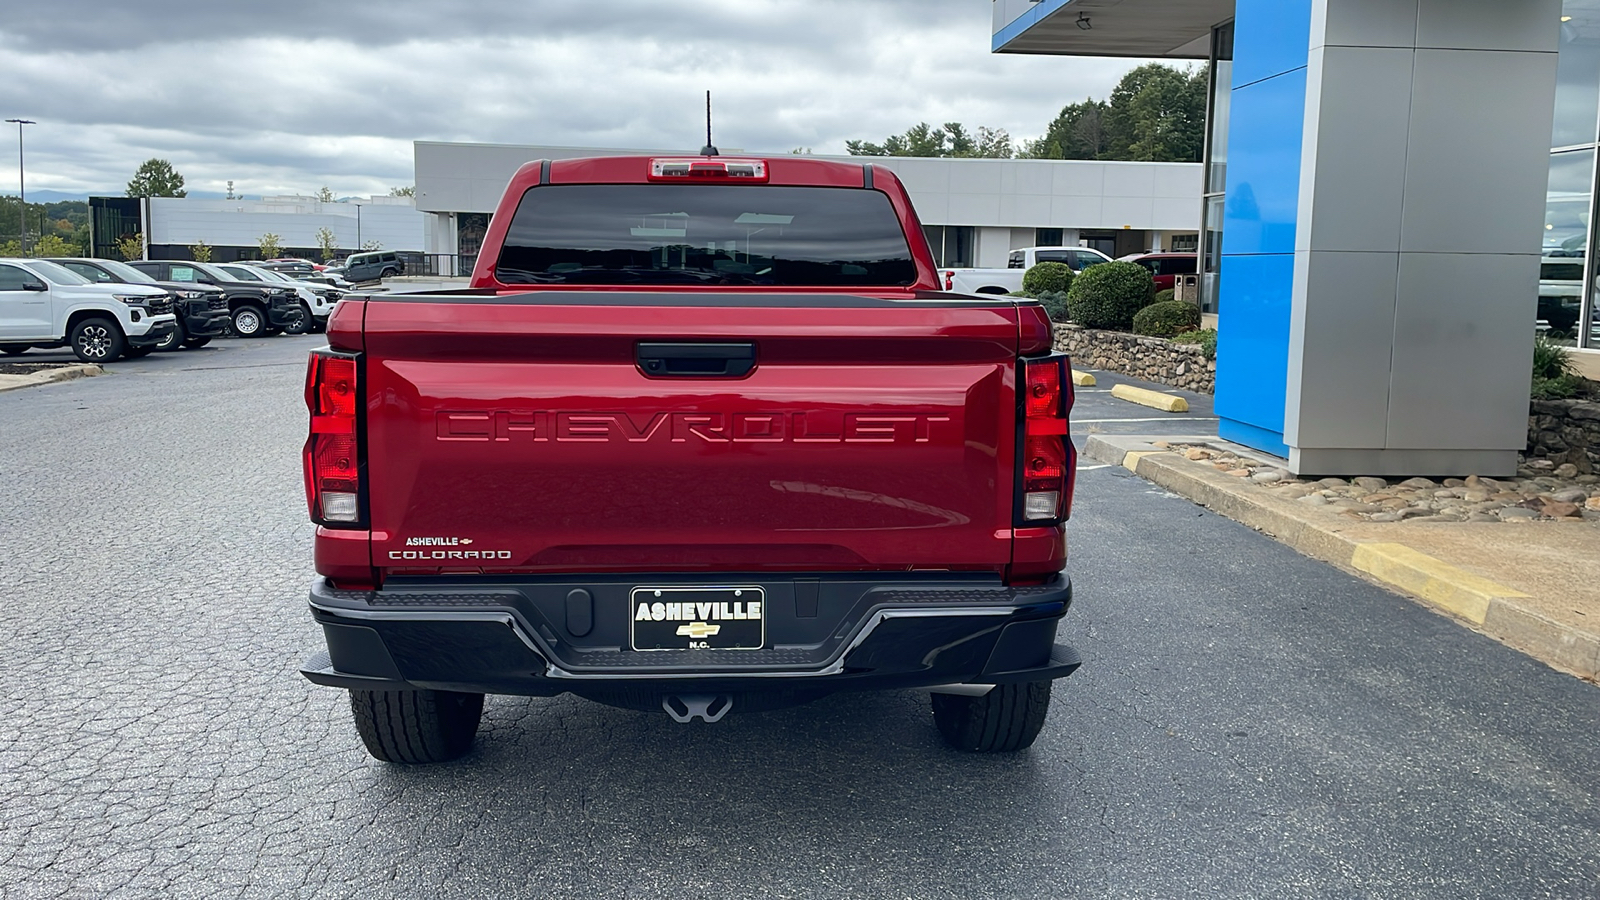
412,141,1202,272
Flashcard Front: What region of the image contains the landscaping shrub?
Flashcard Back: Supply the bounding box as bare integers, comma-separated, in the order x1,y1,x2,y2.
1022,262,1075,296
1172,328,1218,360
1132,300,1201,337
1064,261,1156,330
1531,333,1586,399
1155,288,1175,304
1033,290,1070,323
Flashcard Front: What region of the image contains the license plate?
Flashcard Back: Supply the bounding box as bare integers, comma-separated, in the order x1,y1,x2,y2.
630,586,765,651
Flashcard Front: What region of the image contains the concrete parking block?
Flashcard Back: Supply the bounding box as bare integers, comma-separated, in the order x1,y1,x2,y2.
0,364,103,393
1071,369,1097,387
1110,383,1188,413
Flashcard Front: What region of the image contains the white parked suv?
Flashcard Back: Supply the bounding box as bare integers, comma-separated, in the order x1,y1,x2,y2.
0,258,177,363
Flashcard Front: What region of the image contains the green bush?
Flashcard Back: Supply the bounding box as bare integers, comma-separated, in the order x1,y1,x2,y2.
1065,261,1156,330
1172,328,1218,360
1532,333,1578,380
1155,288,1175,304
1022,262,1075,296
1132,300,1201,337
1032,290,1070,323
1531,375,1584,400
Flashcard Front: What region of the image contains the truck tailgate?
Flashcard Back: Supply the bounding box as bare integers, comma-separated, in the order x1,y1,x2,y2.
361,293,1023,574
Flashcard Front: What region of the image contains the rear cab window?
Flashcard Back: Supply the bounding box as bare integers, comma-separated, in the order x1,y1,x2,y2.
495,184,916,287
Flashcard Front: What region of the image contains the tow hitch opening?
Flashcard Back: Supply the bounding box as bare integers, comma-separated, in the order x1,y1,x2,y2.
663,693,733,723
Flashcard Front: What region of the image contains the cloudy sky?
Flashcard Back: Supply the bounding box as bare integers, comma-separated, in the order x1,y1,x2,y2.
0,0,1157,198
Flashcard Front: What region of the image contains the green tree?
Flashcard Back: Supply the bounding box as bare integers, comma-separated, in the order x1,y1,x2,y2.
360,239,382,251
388,185,415,197
316,186,335,202
1020,63,1207,163
315,227,338,262
115,232,144,262
258,233,283,259
190,239,213,263
1101,64,1207,162
126,158,188,198
847,122,1013,158
28,234,75,257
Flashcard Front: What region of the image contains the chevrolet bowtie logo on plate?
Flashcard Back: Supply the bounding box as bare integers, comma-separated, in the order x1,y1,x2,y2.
676,622,722,639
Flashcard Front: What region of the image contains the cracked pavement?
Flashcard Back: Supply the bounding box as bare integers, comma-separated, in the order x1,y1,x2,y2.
1,335,1597,899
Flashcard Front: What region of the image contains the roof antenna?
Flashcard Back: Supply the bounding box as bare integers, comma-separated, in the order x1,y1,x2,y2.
700,90,719,157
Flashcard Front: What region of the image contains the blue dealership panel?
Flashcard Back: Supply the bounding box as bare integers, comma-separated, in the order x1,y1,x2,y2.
1230,0,1314,89
1215,0,1312,459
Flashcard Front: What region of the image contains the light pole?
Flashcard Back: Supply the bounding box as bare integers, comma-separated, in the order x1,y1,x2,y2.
5,119,35,254
353,200,363,250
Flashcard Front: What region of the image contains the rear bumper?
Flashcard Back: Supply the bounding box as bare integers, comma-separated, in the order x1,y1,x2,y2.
300,573,1080,698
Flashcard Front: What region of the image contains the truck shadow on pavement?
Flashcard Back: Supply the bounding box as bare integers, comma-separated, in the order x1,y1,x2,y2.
340,688,1077,894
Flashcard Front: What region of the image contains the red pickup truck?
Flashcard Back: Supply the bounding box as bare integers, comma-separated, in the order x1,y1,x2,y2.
299,154,1080,762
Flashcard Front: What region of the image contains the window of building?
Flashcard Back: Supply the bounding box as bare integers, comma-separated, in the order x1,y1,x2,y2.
922,225,975,268
1200,20,1234,315
1035,228,1064,247
1170,234,1199,253
1548,0,1600,349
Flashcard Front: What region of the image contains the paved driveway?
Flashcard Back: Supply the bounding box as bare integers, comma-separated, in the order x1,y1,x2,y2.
1,337,1596,898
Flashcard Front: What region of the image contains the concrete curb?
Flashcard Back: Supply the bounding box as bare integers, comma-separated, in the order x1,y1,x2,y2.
1109,384,1189,413
1070,369,1096,387
0,364,104,393
1083,434,1600,681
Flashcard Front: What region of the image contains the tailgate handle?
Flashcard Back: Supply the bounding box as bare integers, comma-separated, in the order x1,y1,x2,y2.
636,342,757,378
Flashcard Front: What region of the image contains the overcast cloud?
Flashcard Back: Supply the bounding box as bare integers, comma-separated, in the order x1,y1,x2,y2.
0,0,1162,197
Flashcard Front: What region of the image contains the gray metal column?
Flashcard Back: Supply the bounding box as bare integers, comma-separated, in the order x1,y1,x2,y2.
1284,0,1561,476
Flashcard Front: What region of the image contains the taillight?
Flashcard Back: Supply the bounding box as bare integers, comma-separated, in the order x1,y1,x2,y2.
1019,355,1076,523
303,349,363,526
944,271,954,291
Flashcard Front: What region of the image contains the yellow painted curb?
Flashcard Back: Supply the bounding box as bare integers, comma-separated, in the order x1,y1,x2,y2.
1120,450,1165,471
1109,383,1188,413
1350,543,1530,626
1071,369,1096,387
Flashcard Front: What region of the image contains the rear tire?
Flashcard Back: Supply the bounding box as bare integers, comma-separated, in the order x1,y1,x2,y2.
349,689,484,764
231,304,267,338
0,344,29,355
155,319,187,352
70,317,125,363
931,680,1053,752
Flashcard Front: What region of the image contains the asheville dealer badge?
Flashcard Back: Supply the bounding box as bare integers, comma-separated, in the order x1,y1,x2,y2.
631,586,765,651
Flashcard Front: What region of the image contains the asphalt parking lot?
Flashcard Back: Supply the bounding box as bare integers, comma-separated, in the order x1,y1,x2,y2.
1,335,1597,899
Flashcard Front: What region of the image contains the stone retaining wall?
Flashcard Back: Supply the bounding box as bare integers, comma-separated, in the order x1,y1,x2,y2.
1052,324,1215,394
1528,398,1600,474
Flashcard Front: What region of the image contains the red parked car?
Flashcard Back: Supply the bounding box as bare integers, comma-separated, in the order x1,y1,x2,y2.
1120,252,1198,292
298,154,1082,762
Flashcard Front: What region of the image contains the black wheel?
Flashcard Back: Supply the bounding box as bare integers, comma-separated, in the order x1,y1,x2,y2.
123,347,154,359
70,317,126,363
283,302,312,335
0,344,30,355
931,680,1053,752
154,318,187,352
349,689,484,764
183,336,212,349
381,266,398,279
231,304,267,338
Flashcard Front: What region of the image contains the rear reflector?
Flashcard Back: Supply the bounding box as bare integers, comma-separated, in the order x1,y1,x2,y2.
649,158,769,181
